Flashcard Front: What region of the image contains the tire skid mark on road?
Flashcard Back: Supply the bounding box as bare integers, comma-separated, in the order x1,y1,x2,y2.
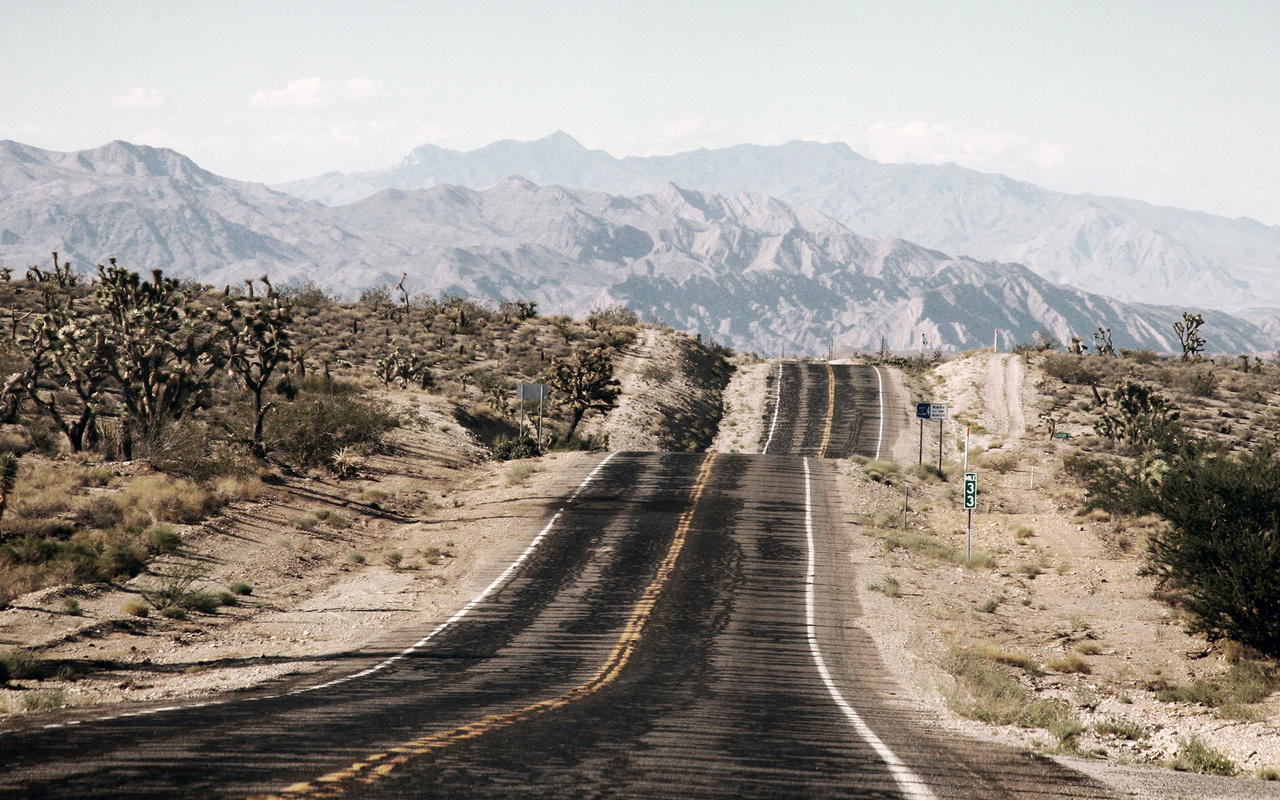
254,452,720,800
30,452,622,735
803,457,937,800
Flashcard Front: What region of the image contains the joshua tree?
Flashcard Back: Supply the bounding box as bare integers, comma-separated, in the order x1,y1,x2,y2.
1174,312,1205,360
547,345,620,440
220,276,292,456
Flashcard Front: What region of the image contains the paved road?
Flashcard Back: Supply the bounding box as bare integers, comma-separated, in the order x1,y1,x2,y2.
762,362,889,459
0,361,1112,799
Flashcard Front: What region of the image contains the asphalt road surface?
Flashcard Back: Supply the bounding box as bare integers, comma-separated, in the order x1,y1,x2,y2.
0,362,1113,799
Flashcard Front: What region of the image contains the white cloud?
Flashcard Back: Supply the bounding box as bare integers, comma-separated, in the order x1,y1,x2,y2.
662,118,715,139
863,120,1068,171
111,87,165,110
249,78,385,109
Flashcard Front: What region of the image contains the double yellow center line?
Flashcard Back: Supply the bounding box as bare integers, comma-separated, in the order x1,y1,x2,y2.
817,363,836,459
255,452,719,800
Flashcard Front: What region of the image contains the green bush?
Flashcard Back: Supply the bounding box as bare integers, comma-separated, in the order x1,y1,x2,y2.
1093,442,1280,656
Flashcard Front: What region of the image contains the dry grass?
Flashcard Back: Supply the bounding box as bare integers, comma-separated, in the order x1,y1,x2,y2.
1046,654,1093,674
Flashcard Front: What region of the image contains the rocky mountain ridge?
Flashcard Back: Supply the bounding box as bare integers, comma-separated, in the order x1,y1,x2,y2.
0,139,1270,356
276,132,1280,315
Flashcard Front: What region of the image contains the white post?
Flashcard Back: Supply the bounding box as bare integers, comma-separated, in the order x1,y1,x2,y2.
994,328,999,352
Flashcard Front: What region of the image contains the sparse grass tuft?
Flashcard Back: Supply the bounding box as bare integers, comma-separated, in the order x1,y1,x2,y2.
347,551,367,565
20,689,66,712
61,597,83,616
1047,654,1093,674
877,529,995,568
505,461,539,487
944,647,1070,730
1093,718,1149,740
868,575,901,598
1168,737,1236,776
228,581,253,596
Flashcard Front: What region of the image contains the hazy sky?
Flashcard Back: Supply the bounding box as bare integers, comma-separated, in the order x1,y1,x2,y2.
4,1,1278,224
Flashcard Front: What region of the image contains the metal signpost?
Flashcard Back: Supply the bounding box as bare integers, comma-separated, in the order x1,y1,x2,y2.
517,383,550,449
964,471,977,561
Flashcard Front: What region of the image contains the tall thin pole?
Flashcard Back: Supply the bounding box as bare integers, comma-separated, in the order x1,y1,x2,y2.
903,482,909,528
937,419,943,474
994,328,999,352
919,418,924,464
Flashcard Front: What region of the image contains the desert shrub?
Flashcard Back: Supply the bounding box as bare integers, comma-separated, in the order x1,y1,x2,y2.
0,649,44,680
640,364,673,383
228,581,253,596
116,475,223,526
140,559,215,613
122,599,150,617
1176,370,1218,398
492,435,540,461
1046,654,1092,674
1089,442,1280,656
75,496,125,529
144,524,181,553
1041,354,1102,385
265,378,397,469
1157,660,1280,708
1119,349,1160,364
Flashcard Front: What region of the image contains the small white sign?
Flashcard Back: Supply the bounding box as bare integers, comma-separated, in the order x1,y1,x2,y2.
929,403,948,420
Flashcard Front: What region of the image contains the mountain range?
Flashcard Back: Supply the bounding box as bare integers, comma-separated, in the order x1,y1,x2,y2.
0,138,1272,356
278,132,1280,324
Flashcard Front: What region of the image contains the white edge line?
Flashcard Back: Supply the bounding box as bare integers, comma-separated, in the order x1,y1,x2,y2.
872,365,885,462
803,458,936,800
762,362,784,455
14,452,623,729
288,450,621,695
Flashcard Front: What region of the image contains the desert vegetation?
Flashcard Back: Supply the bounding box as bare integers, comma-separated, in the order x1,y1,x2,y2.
0,258,726,615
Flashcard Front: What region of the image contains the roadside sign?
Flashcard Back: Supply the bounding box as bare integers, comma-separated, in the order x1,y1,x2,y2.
963,472,977,510
916,402,948,420
1053,432,1071,439
517,383,549,401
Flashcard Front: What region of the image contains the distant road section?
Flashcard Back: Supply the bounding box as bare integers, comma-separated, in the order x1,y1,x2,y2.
762,362,887,459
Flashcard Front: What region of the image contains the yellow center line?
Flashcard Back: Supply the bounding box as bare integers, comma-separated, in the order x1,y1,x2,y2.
251,452,719,800
817,363,836,458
